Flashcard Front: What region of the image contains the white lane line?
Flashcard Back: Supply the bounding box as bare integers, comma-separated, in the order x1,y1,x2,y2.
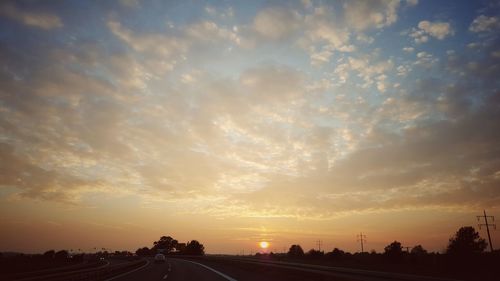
104,259,150,281
162,261,172,279
180,259,237,281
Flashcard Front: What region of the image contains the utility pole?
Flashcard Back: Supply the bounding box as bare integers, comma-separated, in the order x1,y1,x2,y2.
477,210,496,252
316,240,322,252
357,233,366,253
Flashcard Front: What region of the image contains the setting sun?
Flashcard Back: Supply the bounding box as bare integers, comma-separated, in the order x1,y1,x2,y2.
259,241,269,249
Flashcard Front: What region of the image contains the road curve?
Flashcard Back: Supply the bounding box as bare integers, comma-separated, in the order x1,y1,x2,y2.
107,257,353,281
107,258,235,281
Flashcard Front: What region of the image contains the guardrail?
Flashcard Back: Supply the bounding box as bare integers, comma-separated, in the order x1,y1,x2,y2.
5,259,147,281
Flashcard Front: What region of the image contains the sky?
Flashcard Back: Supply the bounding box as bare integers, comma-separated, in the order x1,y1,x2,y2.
0,0,499,255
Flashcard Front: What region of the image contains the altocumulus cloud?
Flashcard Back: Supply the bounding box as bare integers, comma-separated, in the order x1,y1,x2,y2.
0,0,499,219
0,2,62,30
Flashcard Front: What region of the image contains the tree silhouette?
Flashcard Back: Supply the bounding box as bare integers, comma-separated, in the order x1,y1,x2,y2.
410,245,427,255
446,226,487,256
287,244,305,258
135,247,151,256
153,236,178,253
306,249,324,259
409,245,427,263
175,243,186,253
183,240,205,255
326,248,345,259
384,241,403,260
54,250,69,260
43,250,55,259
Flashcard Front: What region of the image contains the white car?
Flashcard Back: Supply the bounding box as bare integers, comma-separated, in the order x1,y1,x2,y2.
154,253,166,263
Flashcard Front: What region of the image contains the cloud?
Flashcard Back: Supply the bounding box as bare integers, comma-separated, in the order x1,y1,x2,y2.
118,0,141,9
410,20,454,43
240,65,304,102
300,6,352,65
397,64,411,76
309,48,334,66
0,42,159,202
306,14,349,49
403,46,415,53
469,15,500,33
418,21,454,39
186,21,243,46
0,143,98,203
107,20,187,76
343,0,400,31
1,0,499,222
253,7,302,40
107,19,186,62
410,31,429,43
333,52,394,90
221,60,500,217
406,0,419,7
204,5,234,19
249,1,403,65
300,1,402,65
414,51,438,68
0,3,62,30
0,36,308,207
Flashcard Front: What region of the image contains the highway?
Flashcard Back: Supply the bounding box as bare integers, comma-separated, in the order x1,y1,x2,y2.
106,256,461,281
106,258,235,281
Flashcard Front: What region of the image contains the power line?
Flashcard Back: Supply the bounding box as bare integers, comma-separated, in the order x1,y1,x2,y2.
316,240,322,252
477,210,496,252
357,233,367,253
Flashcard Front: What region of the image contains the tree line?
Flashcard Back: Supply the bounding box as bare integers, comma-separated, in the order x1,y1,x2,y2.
135,235,205,256
283,226,489,259
256,226,498,281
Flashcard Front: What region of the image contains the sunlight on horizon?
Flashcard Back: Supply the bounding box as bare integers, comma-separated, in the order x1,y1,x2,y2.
259,241,270,249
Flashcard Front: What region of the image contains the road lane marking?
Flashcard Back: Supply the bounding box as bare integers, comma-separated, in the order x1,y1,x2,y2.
101,261,111,268
162,261,172,280
104,259,150,281
180,259,237,281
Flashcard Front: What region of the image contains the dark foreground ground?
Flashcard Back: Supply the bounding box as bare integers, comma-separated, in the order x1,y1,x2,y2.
112,257,351,281
109,256,472,281
1,254,498,281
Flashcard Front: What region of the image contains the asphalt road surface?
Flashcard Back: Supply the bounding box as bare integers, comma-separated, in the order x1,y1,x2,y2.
107,257,460,281
107,258,237,281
